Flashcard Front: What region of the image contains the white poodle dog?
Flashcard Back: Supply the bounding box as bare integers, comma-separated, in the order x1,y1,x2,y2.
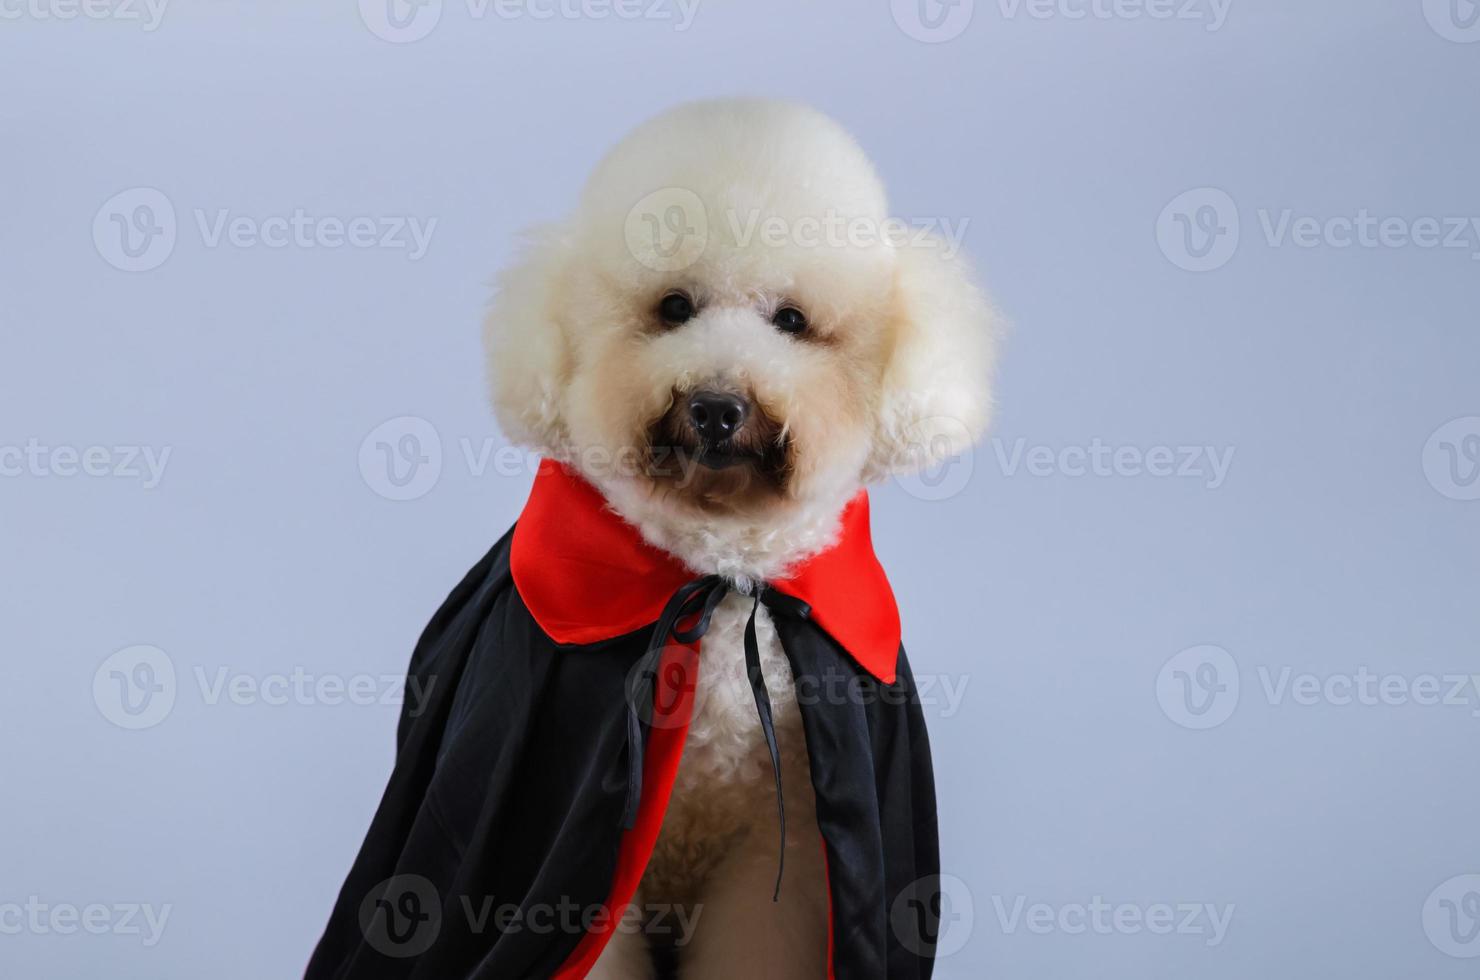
483,98,995,978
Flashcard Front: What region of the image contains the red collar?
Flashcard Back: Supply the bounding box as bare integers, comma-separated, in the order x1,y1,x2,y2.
510,460,900,683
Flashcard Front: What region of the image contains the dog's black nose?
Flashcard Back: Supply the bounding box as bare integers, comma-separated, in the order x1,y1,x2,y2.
687,391,749,445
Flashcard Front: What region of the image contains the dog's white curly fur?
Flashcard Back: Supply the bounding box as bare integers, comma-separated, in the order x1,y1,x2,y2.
484,98,996,978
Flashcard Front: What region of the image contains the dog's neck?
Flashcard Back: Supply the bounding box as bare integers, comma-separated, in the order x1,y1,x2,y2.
590,475,857,587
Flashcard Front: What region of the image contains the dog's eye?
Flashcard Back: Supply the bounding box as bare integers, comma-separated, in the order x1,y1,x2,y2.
772,306,807,335
658,292,695,325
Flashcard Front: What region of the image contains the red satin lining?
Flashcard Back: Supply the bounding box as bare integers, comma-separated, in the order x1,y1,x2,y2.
512,463,692,646
769,493,901,685
511,460,900,682
551,643,697,979
821,838,837,979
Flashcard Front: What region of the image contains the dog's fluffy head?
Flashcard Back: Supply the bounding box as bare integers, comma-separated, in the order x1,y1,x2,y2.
485,99,996,576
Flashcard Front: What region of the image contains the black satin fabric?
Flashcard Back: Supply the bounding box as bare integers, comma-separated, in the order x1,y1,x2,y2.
305,528,941,979
778,621,941,978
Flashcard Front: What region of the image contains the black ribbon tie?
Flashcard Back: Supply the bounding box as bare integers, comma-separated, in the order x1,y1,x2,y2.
622,574,812,902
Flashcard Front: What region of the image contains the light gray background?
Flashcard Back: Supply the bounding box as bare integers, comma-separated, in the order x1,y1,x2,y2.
3,1,1478,977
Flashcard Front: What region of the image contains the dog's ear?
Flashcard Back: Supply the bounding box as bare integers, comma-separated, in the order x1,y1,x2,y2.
482,225,575,453
868,235,999,479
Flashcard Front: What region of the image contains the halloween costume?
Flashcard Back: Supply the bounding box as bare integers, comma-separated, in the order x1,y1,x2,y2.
306,461,941,979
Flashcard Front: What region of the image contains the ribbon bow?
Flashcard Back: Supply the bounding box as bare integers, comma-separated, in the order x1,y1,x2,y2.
622,575,812,902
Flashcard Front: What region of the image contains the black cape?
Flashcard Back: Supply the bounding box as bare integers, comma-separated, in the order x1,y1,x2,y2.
306,464,941,979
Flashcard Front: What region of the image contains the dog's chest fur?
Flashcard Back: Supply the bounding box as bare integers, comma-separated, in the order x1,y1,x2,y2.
640,593,813,905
